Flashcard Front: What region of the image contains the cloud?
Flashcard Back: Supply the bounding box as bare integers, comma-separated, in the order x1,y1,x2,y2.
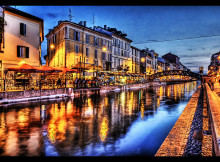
187,48,193,51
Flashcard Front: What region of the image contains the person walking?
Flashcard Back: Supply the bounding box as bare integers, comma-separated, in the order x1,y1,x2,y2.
57,78,61,88
74,77,78,89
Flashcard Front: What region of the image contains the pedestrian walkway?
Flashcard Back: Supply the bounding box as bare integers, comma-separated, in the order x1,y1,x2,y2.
205,82,220,156
213,82,220,97
155,86,201,156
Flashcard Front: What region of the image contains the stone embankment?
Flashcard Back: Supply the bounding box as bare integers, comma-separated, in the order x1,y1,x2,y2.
155,83,215,157
155,86,202,156
0,82,163,104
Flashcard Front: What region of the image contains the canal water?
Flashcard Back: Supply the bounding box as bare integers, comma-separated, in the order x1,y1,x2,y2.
0,81,200,156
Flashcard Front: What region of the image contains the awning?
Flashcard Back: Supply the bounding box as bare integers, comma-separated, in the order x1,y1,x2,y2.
7,63,43,73
72,62,103,71
39,65,62,73
56,67,79,73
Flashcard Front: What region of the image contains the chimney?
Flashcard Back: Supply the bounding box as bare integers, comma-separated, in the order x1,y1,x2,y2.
104,25,107,30
58,20,62,25
79,21,83,25
93,26,96,30
84,21,87,27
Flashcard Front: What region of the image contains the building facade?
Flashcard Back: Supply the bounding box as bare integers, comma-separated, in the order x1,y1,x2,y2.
158,57,165,72
130,46,140,74
45,23,134,78
162,52,187,71
208,52,220,76
0,6,44,78
45,21,112,78
140,48,154,75
100,25,132,73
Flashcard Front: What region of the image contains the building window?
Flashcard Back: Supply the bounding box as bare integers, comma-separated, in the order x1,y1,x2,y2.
86,47,89,57
94,37,99,46
109,54,112,62
86,34,90,44
94,60,98,65
103,62,105,69
114,58,116,67
102,52,106,60
17,46,29,58
86,58,89,63
75,45,79,54
95,49,98,59
74,30,80,41
20,23,26,36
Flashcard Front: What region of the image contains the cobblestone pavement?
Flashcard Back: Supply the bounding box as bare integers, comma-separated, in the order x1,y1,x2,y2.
183,86,204,156
184,85,213,156
214,82,220,97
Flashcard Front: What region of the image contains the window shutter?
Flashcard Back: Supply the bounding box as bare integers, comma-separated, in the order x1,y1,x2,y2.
74,30,76,40
78,31,80,41
26,47,29,58
20,23,26,36
23,24,26,36
20,23,23,35
17,46,20,57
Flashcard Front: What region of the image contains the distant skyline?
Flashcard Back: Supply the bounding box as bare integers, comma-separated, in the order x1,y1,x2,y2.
13,5,220,73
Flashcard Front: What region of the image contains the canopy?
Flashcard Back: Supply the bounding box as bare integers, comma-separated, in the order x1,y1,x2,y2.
39,65,62,73
7,63,43,73
56,67,79,73
72,62,102,71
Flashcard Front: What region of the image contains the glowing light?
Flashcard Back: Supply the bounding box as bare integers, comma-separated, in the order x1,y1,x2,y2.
141,57,145,63
19,60,26,65
100,117,108,141
48,120,56,143
50,44,55,49
102,46,107,52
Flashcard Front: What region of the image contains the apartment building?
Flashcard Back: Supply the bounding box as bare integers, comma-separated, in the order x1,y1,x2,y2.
162,52,188,71
208,52,220,75
101,25,132,73
131,46,141,74
158,57,165,72
0,6,44,78
45,21,112,78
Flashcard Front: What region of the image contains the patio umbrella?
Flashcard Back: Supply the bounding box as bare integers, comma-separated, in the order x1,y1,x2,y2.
56,67,79,73
7,63,43,73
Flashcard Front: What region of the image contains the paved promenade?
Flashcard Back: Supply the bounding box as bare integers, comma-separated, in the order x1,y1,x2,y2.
155,82,220,156
205,82,220,156
155,86,201,156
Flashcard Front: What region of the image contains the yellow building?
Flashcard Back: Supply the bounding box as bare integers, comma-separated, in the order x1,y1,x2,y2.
0,6,44,78
45,21,112,79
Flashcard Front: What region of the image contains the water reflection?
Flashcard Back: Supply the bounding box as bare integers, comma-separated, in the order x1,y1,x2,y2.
0,81,200,156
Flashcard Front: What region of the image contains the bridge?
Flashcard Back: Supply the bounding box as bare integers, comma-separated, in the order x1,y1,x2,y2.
148,70,202,81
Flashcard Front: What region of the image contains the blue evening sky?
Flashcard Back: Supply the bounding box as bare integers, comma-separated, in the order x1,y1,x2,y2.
13,5,220,73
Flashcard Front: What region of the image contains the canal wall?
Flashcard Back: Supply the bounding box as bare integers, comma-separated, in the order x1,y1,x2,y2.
0,83,156,104
205,83,220,156
155,85,201,156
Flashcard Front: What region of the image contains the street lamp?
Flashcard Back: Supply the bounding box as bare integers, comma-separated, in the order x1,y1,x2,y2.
102,46,107,52
50,44,55,49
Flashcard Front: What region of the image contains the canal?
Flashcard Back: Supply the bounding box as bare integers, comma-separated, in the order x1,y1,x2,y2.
0,81,200,156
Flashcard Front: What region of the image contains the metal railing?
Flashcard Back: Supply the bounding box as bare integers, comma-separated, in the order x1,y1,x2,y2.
0,78,104,92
